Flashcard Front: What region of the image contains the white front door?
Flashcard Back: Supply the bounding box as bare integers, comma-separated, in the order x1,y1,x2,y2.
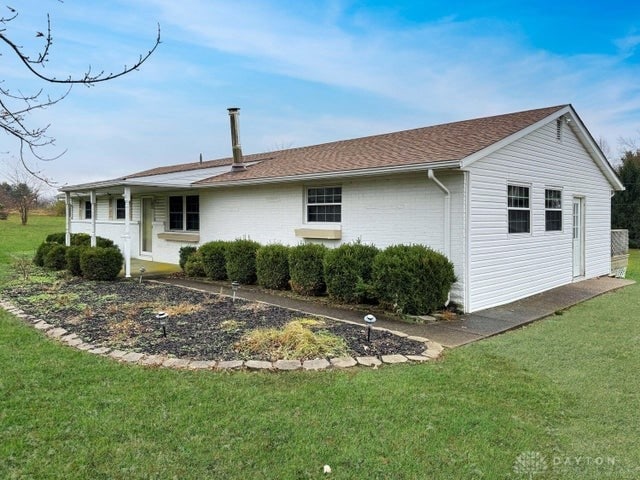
141,198,153,253
572,197,585,277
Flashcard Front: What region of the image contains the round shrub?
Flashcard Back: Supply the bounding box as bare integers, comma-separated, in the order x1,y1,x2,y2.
184,251,206,277
199,241,229,280
371,244,456,315
44,244,68,270
324,242,379,303
256,244,290,290
79,247,124,281
225,239,261,284
179,246,198,272
288,243,328,296
65,245,88,276
33,241,55,267
45,232,66,244
70,233,115,248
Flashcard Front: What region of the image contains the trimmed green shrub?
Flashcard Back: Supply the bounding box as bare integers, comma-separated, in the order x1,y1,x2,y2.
70,233,115,249
225,239,261,284
199,241,229,280
288,243,328,296
179,246,198,272
43,244,68,271
256,244,290,290
65,245,88,276
372,244,456,315
45,232,66,244
324,242,379,303
184,251,206,277
33,242,55,267
79,247,124,281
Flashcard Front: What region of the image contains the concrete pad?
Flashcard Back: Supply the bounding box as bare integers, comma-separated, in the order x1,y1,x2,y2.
416,324,484,348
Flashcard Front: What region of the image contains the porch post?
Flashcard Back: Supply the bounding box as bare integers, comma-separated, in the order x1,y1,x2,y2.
64,192,71,246
123,187,131,278
90,190,97,247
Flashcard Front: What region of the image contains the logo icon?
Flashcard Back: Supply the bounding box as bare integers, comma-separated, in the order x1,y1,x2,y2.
513,451,548,478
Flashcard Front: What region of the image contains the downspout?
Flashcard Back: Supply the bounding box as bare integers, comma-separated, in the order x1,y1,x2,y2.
90,190,97,247
64,192,71,246
122,187,131,278
428,169,451,306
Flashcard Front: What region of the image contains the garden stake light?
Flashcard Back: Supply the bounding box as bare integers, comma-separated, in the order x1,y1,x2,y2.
156,311,168,337
138,266,146,284
231,281,240,302
364,314,376,342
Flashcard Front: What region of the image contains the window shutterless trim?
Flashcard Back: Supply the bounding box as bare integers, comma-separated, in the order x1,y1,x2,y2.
507,184,530,234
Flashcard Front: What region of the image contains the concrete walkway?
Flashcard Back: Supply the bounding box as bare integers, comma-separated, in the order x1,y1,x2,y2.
159,276,634,348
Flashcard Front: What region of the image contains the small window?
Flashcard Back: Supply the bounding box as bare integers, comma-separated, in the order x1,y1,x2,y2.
84,200,92,220
307,186,341,222
545,189,562,231
508,185,530,234
115,198,126,220
169,195,199,231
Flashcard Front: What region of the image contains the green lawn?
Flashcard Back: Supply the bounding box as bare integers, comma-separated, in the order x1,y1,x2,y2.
1,216,639,479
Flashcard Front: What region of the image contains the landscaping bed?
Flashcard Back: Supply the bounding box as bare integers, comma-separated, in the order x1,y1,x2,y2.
1,277,425,361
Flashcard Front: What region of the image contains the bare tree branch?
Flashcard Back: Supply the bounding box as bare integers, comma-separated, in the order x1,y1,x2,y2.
0,5,161,185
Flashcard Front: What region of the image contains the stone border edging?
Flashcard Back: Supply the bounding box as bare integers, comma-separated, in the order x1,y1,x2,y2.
0,299,444,372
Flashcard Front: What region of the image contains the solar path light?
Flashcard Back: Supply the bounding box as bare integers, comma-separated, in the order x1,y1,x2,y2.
364,314,377,342
231,281,240,302
156,311,168,337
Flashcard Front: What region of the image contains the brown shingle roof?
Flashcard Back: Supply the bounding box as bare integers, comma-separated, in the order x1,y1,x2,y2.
125,105,567,184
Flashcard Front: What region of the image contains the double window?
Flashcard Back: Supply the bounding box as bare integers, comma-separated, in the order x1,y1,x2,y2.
307,186,341,223
545,189,562,231
507,185,530,234
169,195,199,231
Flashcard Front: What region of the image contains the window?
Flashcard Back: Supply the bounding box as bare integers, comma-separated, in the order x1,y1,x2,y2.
307,186,341,222
84,200,92,220
507,185,530,234
545,189,562,231
115,198,126,220
169,195,199,231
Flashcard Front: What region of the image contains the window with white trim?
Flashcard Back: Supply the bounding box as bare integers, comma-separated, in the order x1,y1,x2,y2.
545,189,562,231
169,195,199,231
115,198,126,220
307,186,341,222
507,185,530,234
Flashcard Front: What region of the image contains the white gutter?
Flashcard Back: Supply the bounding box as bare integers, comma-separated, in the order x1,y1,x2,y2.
428,169,452,307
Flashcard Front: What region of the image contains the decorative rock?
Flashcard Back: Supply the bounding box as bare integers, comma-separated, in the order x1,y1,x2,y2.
188,360,216,370
406,355,431,362
330,357,357,368
47,327,67,338
381,354,408,364
356,356,382,367
408,335,429,343
425,341,444,354
88,346,111,355
65,337,84,347
245,360,273,370
33,321,52,330
217,360,244,370
139,355,165,366
122,351,145,363
162,358,191,369
60,333,78,342
274,359,301,371
109,349,127,360
302,358,330,371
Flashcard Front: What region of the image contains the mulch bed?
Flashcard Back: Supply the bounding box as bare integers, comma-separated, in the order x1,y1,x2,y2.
2,278,425,361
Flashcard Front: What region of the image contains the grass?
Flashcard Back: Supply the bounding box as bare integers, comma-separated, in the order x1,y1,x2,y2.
1,215,640,478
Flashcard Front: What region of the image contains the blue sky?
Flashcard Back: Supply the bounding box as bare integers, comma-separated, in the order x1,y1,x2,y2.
2,0,640,192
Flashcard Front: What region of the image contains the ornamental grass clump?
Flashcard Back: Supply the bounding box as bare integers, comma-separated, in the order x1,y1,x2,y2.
235,318,348,361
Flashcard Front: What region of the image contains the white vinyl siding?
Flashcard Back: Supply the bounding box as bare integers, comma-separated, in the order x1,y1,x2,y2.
466,119,612,312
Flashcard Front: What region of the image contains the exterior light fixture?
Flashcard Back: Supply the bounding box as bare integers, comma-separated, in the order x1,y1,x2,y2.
156,311,168,337
138,266,146,284
364,314,377,342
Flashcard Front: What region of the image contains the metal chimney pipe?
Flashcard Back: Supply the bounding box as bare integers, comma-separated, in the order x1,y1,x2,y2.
228,107,246,171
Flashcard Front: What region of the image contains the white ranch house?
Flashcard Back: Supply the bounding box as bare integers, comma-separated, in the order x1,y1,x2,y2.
60,105,623,313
